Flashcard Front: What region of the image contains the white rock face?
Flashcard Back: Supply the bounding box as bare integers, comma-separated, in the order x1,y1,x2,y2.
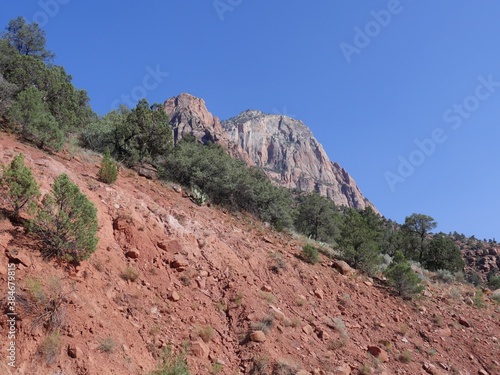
164,93,376,211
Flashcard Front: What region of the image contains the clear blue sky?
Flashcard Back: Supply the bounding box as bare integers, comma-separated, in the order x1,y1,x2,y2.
2,1,500,240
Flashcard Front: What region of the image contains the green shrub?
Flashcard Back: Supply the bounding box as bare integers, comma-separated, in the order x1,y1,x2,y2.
30,173,98,263
434,269,455,283
97,149,118,184
467,271,483,287
473,290,485,308
385,252,424,298
148,346,190,375
301,244,319,264
491,290,500,303
487,274,500,290
0,153,40,217
190,185,208,206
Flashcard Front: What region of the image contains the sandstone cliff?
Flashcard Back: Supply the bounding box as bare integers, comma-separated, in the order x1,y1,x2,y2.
164,93,375,211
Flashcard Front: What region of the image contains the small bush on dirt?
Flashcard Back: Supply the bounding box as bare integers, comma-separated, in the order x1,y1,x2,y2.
399,350,413,363
491,290,500,303
210,361,223,374
259,291,277,304
148,346,190,375
97,149,118,184
301,244,319,264
251,315,274,334
190,185,208,206
39,331,61,365
98,336,116,353
0,153,40,217
434,269,455,283
250,356,269,375
198,325,215,343
21,276,67,332
487,274,500,290
385,252,424,299
30,173,98,263
121,267,139,282
329,317,349,349
473,290,485,308
273,361,299,375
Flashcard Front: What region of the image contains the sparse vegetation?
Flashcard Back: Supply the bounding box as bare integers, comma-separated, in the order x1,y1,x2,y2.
21,276,67,332
148,346,190,375
269,252,287,274
198,325,215,343
328,317,349,350
491,290,500,303
39,331,61,365
190,185,208,206
98,336,116,353
473,290,485,308
210,361,223,374
251,315,274,334
121,267,139,282
399,350,413,363
97,149,118,184
250,356,269,375
434,269,455,283
300,244,319,264
231,292,243,307
259,291,277,304
272,361,298,375
215,299,228,313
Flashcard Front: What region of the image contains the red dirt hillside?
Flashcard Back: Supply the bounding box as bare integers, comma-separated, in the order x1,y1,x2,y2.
0,132,499,375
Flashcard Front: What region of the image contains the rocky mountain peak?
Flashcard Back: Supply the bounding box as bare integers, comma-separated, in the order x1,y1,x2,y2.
164,93,224,144
164,93,375,211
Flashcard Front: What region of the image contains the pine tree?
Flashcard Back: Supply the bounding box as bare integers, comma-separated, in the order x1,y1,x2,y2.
0,153,40,217
30,174,98,263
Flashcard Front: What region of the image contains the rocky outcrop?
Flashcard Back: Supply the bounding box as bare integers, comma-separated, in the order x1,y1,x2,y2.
221,110,375,210
164,93,375,211
164,93,225,145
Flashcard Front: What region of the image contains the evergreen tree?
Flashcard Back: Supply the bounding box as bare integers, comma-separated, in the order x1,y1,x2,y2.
337,208,381,275
402,213,437,263
425,233,465,272
295,192,340,243
0,153,40,217
8,87,63,150
30,174,98,263
1,17,54,61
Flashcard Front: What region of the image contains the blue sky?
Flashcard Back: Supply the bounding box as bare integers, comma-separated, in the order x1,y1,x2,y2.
2,1,500,240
